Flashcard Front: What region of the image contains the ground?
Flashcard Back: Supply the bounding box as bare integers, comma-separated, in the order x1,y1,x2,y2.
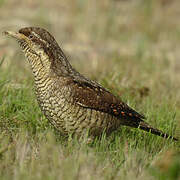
0,0,180,179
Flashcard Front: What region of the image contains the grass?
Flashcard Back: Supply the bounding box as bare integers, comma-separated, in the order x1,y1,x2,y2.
0,0,180,179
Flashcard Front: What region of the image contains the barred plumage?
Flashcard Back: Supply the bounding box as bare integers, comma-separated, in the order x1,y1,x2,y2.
4,27,178,141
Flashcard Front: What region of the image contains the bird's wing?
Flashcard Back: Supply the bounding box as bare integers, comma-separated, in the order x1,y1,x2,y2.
69,79,145,122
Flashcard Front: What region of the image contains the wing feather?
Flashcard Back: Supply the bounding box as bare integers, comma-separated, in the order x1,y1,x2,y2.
69,79,145,123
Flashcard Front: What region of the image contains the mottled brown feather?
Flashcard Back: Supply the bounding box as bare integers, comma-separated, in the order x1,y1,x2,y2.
70,79,145,122
4,27,178,141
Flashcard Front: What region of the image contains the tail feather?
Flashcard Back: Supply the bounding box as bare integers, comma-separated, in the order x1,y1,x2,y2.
139,121,178,141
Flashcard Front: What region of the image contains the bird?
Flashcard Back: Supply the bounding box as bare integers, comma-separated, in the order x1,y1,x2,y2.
3,27,178,141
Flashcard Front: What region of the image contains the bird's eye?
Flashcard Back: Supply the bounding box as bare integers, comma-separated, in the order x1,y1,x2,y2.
29,34,33,39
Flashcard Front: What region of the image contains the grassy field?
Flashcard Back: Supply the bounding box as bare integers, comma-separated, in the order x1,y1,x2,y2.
0,0,180,179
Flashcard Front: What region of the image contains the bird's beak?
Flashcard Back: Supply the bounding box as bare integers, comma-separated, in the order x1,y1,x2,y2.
3,31,26,41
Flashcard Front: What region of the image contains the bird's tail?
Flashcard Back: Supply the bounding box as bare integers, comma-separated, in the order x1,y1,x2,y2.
138,121,178,141
121,118,178,141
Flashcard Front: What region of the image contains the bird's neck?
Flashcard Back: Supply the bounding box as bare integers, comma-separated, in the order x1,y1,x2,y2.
50,50,74,76
25,51,51,82
25,47,75,83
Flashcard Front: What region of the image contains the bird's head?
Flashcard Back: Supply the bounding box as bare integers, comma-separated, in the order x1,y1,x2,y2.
4,27,70,75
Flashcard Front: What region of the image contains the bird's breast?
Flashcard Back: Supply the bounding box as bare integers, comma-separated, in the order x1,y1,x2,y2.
33,77,119,136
